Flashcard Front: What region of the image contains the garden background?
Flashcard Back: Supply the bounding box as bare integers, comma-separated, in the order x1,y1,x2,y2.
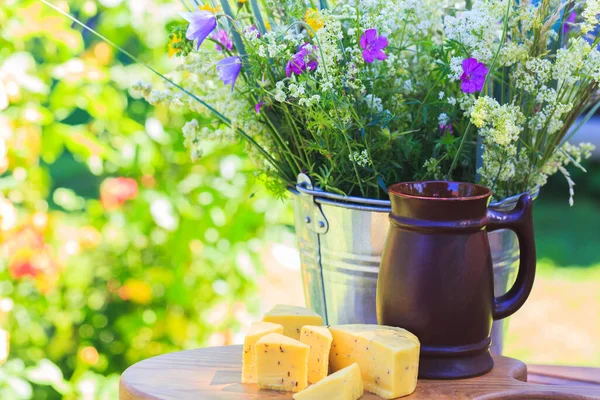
1,1,599,399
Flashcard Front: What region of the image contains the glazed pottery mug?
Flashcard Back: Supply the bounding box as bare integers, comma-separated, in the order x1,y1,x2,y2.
376,181,535,379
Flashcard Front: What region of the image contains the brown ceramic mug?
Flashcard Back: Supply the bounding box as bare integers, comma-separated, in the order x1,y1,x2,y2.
376,181,536,379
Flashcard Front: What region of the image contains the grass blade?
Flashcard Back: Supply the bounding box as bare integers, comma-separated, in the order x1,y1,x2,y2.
250,0,267,34
219,0,247,59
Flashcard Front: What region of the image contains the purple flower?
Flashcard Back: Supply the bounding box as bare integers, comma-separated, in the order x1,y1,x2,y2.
285,43,318,77
180,10,217,50
217,56,242,90
439,123,454,135
255,101,264,114
563,11,577,34
460,58,488,93
359,29,388,63
212,29,233,52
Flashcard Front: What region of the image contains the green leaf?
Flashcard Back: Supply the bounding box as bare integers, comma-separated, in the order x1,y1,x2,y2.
441,133,458,146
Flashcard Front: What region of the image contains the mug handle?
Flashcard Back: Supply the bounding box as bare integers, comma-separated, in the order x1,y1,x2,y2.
486,194,536,321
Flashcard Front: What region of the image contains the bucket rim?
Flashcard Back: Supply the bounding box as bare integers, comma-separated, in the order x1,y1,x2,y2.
290,180,539,213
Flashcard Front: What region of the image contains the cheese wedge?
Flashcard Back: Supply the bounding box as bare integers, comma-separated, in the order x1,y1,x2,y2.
256,333,310,392
242,321,284,383
262,304,323,340
299,325,332,383
329,324,420,399
293,363,363,400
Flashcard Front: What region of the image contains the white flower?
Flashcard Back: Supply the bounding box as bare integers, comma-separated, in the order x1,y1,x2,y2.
132,81,153,97
182,119,200,141
449,57,464,81
274,89,286,102
447,97,457,106
257,45,267,58
553,38,591,85
243,26,261,41
288,83,306,98
349,149,371,167
581,0,600,34
438,113,449,125
363,94,384,113
444,1,506,64
438,91,445,100
299,95,321,107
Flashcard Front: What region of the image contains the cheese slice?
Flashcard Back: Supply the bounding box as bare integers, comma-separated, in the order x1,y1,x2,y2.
242,321,284,383
299,325,332,383
293,362,363,400
256,333,310,392
262,304,323,340
329,324,420,399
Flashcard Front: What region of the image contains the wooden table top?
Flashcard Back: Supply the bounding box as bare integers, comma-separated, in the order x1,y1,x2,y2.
119,345,600,399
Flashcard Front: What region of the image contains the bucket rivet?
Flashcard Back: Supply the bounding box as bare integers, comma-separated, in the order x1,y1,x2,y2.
305,216,311,224
318,221,325,228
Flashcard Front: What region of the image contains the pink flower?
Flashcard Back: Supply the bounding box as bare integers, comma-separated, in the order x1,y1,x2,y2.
255,101,264,114
359,29,388,63
100,177,139,210
564,11,577,34
460,58,488,93
211,29,233,52
286,44,318,77
440,123,454,135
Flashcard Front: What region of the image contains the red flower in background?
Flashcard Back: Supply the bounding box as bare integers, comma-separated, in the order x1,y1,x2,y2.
9,259,37,279
6,228,59,293
100,177,138,210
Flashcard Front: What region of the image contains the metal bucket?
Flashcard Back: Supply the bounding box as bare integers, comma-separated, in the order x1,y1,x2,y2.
291,174,539,355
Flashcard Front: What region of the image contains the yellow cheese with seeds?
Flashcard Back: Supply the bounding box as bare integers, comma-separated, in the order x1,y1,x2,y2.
256,333,310,392
299,325,332,383
329,324,420,399
241,321,284,383
293,362,363,400
262,304,323,340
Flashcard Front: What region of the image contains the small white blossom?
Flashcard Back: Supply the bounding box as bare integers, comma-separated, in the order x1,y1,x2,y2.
363,94,384,113
449,57,464,81
581,0,600,34
349,149,371,167
438,113,450,125
274,89,286,102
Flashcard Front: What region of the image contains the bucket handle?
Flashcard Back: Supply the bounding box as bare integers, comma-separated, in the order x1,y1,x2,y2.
486,194,536,321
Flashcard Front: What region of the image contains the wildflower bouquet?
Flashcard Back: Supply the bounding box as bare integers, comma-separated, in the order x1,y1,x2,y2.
50,0,600,201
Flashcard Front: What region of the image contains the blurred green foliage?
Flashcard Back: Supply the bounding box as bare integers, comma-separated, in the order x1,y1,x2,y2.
0,1,287,398
534,160,600,267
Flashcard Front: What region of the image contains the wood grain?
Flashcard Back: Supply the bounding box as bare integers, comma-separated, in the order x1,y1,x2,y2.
119,345,600,399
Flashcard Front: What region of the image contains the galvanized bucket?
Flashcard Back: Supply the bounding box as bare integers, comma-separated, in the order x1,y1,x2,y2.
291,174,539,355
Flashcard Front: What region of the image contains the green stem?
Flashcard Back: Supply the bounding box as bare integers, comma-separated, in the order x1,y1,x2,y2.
410,66,447,129
447,0,513,179
219,0,247,59
281,104,310,165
